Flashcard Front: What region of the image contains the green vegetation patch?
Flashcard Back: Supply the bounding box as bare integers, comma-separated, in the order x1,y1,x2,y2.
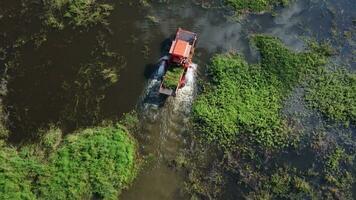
0,125,138,200
182,128,356,199
44,0,114,29
225,0,288,13
163,66,184,89
306,68,356,124
188,35,355,199
0,143,45,200
39,125,137,199
248,131,355,199
192,35,328,150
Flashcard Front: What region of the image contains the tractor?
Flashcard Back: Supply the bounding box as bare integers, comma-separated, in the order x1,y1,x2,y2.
158,28,197,96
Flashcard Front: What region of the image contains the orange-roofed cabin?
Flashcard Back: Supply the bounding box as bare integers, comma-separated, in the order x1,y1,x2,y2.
169,28,197,68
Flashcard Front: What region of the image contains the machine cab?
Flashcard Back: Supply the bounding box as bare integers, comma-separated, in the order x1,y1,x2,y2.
169,28,197,68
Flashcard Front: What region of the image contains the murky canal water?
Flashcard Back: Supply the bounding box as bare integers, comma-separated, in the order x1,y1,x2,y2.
122,0,355,199
1,0,355,199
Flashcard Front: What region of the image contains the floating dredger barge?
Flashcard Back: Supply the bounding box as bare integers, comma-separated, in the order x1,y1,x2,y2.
157,28,197,96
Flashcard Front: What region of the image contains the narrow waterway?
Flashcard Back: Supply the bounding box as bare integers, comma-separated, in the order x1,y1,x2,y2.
121,62,197,199
120,0,355,199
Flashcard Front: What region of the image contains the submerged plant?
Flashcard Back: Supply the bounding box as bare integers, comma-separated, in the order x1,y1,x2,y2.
60,38,124,128
226,0,289,13
43,0,114,29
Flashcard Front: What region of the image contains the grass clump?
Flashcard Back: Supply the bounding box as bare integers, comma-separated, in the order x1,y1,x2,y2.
251,168,315,199
0,124,138,200
0,141,47,199
120,111,140,133
306,68,356,124
38,124,137,199
163,66,184,89
192,35,328,150
40,126,63,154
225,0,288,13
0,144,45,200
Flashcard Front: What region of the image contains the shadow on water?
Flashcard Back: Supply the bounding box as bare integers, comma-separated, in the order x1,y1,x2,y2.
143,37,172,79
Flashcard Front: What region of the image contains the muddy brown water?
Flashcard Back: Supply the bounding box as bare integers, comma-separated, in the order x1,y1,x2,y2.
1,0,355,199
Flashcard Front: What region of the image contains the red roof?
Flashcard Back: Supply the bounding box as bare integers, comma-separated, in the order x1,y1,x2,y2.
169,40,191,58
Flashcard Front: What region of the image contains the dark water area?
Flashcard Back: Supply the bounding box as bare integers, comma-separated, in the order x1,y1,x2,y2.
2,2,152,142
3,0,354,141
1,0,355,199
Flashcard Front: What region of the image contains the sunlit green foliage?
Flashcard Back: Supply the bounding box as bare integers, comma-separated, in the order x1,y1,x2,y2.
0,125,138,200
306,69,356,124
192,35,328,150
39,125,137,199
226,0,288,13
40,127,62,154
163,66,184,89
325,147,346,171
44,0,113,29
193,54,286,149
0,144,45,200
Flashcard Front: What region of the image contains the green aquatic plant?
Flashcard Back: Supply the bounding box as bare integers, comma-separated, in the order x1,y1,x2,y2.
226,0,289,13
306,68,356,125
43,0,113,29
120,111,140,133
192,35,328,150
188,35,356,199
60,44,123,127
317,136,354,199
237,131,355,199
193,53,286,150
325,147,346,172
246,167,317,199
